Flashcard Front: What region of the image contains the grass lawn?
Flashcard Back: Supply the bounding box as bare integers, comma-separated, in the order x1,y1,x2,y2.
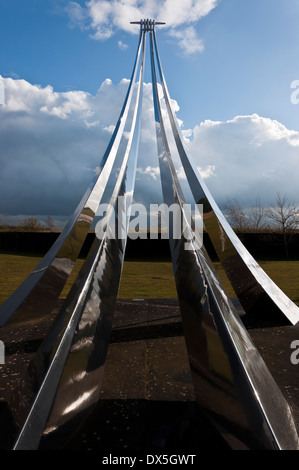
0,253,44,305
0,252,298,306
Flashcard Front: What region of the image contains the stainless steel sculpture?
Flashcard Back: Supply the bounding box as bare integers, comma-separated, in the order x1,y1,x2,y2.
0,19,298,450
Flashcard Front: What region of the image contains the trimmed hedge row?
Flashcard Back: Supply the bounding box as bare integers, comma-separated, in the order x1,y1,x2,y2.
0,231,298,260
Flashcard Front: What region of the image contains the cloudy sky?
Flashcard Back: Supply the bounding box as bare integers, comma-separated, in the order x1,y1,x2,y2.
1,0,299,227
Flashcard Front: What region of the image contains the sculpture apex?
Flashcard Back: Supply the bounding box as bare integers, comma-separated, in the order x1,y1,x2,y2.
130,19,166,32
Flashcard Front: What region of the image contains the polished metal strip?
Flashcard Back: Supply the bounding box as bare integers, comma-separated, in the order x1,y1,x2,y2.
12,32,146,450
152,30,299,327
0,29,144,327
150,30,299,450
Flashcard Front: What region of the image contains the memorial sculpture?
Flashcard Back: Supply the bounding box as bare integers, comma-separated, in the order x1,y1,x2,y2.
0,19,298,450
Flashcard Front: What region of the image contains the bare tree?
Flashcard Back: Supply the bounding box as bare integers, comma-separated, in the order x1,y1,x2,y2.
224,198,248,232
47,215,55,232
266,193,299,257
20,217,44,232
0,221,12,231
247,197,268,231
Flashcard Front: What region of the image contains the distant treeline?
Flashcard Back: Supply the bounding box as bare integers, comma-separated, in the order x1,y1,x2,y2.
0,230,299,260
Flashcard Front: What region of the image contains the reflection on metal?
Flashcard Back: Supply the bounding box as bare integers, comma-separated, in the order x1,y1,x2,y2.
150,30,299,450
0,29,144,328
0,19,298,451
12,29,146,451
151,29,299,328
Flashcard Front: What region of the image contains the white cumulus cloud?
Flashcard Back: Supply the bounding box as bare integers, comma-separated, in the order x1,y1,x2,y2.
118,40,128,50
168,26,204,55
1,75,299,226
64,0,220,54
0,75,130,218
187,114,299,207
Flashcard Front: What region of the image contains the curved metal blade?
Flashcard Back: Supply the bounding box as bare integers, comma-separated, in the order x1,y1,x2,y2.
0,29,144,327
11,30,146,451
152,29,299,327
150,30,299,450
